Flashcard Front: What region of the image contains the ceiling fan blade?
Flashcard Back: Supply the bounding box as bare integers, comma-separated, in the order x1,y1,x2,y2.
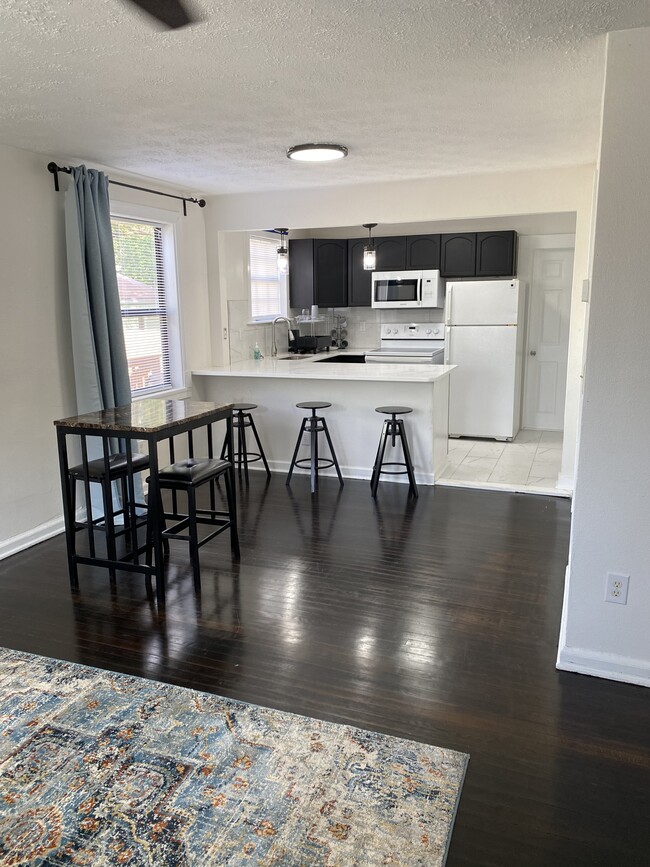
126,0,196,29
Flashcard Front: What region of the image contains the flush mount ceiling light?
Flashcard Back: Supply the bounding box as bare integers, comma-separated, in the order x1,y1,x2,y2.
286,143,348,162
275,228,289,274
363,223,377,271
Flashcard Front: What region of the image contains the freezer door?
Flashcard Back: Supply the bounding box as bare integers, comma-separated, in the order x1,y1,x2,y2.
446,280,521,326
446,325,519,439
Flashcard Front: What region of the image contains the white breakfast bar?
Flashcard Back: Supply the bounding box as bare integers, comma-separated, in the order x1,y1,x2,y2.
192,353,456,486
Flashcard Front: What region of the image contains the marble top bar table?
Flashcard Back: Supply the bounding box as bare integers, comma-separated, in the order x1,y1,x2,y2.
54,399,234,608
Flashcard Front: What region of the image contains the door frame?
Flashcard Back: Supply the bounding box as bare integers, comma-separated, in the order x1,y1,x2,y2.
517,234,576,430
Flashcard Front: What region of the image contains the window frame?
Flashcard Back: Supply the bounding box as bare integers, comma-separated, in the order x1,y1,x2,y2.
110,201,184,398
248,231,288,323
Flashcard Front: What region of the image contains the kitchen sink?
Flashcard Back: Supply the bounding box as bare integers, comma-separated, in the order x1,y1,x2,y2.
314,354,366,363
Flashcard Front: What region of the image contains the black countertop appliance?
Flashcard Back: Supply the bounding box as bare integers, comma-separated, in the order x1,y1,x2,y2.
288,330,331,354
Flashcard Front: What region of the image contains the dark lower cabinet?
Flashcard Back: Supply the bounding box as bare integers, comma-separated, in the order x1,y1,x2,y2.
476,231,517,277
406,234,441,269
289,239,348,309
440,233,476,277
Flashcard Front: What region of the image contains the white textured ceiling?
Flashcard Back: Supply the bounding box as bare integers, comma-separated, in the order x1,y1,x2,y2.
1,0,649,195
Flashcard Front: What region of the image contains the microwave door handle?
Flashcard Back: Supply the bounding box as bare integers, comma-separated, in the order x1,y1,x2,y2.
446,285,452,326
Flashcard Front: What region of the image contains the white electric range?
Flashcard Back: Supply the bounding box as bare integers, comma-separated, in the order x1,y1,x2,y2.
365,322,445,364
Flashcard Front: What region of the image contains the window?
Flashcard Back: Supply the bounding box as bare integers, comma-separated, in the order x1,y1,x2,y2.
249,233,286,321
111,214,181,396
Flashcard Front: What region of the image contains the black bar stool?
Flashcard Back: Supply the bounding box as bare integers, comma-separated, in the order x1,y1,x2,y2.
286,401,344,494
370,406,418,498
156,458,240,591
68,452,150,579
220,403,271,479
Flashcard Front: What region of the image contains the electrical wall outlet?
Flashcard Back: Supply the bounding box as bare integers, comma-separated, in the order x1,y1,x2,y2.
223,327,228,340
359,321,367,333
605,572,629,604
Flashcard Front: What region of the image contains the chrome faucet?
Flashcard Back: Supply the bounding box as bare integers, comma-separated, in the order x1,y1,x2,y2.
271,316,293,357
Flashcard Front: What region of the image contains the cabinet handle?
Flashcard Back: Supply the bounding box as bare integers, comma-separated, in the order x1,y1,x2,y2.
529,350,537,356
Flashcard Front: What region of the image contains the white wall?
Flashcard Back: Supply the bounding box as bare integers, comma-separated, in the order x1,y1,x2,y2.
0,143,212,558
0,145,73,555
205,164,595,485
557,27,650,686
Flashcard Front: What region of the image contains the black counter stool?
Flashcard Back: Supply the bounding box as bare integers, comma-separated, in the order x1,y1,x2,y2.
286,401,344,494
68,452,150,580
156,458,240,591
370,406,418,498
220,403,271,480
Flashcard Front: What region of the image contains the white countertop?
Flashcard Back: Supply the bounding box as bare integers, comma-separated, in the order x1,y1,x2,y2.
193,350,456,383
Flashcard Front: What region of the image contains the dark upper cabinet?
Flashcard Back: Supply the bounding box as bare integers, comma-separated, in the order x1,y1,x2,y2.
347,238,372,307
374,236,407,270
406,234,441,270
475,231,517,277
289,238,348,309
440,233,476,277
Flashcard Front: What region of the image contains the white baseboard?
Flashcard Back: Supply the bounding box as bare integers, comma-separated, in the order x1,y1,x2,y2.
556,473,574,492
0,516,65,561
556,644,650,688
262,460,435,486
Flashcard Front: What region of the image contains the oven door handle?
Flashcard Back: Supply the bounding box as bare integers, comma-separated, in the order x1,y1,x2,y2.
365,354,432,364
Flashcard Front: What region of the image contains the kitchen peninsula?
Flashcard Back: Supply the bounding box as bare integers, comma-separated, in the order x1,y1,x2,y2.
193,353,455,485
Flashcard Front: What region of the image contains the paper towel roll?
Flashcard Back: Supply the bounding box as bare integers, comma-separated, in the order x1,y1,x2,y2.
311,305,318,320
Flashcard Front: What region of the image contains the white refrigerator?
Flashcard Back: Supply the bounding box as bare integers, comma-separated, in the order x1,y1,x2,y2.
444,280,525,440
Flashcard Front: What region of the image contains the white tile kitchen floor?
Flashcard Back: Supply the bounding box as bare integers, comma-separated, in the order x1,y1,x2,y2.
438,429,571,497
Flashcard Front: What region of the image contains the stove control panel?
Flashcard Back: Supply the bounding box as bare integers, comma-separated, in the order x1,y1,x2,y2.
382,322,444,340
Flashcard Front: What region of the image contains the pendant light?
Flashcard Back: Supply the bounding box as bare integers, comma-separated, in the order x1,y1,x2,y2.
276,228,289,274
363,223,377,271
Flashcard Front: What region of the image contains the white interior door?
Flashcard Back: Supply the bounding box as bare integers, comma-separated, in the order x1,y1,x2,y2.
523,248,574,430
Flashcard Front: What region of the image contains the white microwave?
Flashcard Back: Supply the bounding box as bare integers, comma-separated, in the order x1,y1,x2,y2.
371,270,444,309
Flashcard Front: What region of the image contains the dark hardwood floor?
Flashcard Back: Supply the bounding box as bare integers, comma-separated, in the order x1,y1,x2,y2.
1,473,648,866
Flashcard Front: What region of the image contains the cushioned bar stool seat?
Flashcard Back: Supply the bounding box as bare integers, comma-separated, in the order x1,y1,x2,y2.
286,401,344,494
370,406,418,498
68,451,150,580
156,457,240,591
220,403,271,480
68,452,149,480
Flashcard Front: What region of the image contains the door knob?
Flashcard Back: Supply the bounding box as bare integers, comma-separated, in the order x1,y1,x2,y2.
530,350,537,356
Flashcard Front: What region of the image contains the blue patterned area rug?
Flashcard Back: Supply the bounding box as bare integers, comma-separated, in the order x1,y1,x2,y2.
0,647,468,866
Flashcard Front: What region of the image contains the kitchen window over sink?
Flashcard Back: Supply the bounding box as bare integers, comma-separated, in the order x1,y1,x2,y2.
110,207,182,397
249,232,287,322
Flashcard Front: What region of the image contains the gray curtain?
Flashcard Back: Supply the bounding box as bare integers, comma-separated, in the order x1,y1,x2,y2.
64,166,138,518
64,165,131,412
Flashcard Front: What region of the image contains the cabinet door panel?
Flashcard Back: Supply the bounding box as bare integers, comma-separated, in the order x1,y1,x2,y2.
441,233,476,277
314,239,348,307
347,238,372,307
375,236,407,271
289,239,315,309
406,234,440,270
476,231,517,276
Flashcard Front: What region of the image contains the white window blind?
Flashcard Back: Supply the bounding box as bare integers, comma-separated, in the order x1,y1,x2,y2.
249,234,284,320
111,218,172,395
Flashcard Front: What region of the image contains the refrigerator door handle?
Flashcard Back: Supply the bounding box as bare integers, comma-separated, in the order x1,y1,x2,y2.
445,326,452,363
445,286,453,326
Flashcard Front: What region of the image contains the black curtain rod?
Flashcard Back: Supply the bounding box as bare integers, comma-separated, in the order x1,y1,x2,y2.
47,162,206,215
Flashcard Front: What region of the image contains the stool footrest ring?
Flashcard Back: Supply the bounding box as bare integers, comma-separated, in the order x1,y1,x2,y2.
293,457,336,470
